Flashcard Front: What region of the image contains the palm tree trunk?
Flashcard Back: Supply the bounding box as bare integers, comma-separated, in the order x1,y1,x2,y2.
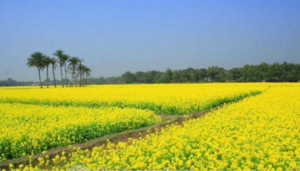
60,66,64,87
81,71,83,87
86,73,88,86
82,73,84,87
75,72,78,87
80,71,82,87
38,68,42,88
74,68,77,87
46,66,49,88
72,67,75,87
53,66,56,88
79,66,82,87
82,74,85,87
64,63,68,87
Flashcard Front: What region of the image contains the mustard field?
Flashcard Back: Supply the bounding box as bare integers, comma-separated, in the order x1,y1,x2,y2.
12,84,299,170
0,104,161,161
0,84,266,114
0,83,299,170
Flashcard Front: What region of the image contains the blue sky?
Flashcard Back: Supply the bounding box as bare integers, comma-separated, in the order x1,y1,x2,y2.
0,0,300,81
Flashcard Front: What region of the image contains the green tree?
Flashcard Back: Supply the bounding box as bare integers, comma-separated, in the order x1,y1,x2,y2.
165,68,173,83
68,57,80,87
78,59,84,86
62,54,70,86
258,63,269,81
229,68,243,82
85,67,91,85
43,56,52,88
135,71,146,83
186,68,196,82
196,69,207,82
207,66,226,82
267,63,284,82
27,52,45,88
53,50,66,87
79,64,87,86
172,70,179,83
122,71,136,83
49,57,58,87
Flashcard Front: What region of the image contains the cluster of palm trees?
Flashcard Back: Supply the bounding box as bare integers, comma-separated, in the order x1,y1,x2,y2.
27,50,91,88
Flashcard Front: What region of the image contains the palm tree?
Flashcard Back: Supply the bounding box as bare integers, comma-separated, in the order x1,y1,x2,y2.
27,52,45,88
62,54,70,86
53,50,65,87
68,57,80,87
49,57,58,88
80,64,87,86
85,67,91,86
43,56,52,88
78,59,84,87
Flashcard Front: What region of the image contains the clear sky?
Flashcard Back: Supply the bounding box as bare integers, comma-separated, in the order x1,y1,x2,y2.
0,0,299,81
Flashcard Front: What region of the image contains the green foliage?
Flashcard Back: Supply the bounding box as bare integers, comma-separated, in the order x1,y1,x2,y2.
27,52,45,70
87,62,300,84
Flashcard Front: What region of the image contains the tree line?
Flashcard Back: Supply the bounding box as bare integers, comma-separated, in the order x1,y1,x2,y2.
1,61,299,86
0,78,34,87
0,78,73,87
86,62,300,84
27,50,91,88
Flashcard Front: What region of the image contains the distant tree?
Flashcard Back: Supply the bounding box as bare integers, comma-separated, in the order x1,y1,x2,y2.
0,78,34,86
258,63,269,81
146,71,158,83
54,50,66,87
153,72,164,83
62,54,70,86
196,69,207,82
43,56,52,88
281,62,298,82
80,64,87,86
294,64,300,81
267,63,284,82
6,78,15,86
165,69,173,83
78,59,84,86
172,70,179,83
207,66,226,82
49,57,58,87
229,68,243,82
186,68,196,82
68,57,80,87
27,52,45,88
122,71,136,83
134,71,146,83
177,69,190,83
107,76,121,84
85,67,91,85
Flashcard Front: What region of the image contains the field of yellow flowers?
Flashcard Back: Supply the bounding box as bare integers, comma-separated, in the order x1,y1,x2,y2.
15,85,299,170
0,104,161,161
0,83,268,163
0,84,266,114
